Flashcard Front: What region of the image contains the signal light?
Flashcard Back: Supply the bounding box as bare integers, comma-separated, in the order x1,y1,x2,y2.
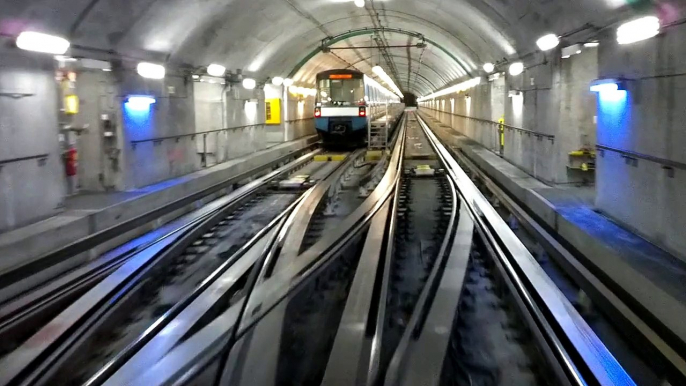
314,107,322,118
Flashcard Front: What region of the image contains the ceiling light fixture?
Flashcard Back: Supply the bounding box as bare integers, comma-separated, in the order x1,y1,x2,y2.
372,65,403,97
16,31,70,55
536,34,560,51
416,77,481,102
242,78,256,90
617,16,660,45
272,77,284,86
283,78,294,87
207,64,226,77
483,63,495,73
509,62,524,76
354,0,365,8
137,62,166,79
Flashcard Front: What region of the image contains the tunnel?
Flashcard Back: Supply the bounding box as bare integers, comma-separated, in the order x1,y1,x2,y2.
0,1,685,385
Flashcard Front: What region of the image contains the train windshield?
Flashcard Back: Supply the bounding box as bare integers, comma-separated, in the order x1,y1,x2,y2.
317,78,364,106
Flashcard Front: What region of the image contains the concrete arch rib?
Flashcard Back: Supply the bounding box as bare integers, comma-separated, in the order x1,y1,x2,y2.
0,0,650,96
286,27,472,80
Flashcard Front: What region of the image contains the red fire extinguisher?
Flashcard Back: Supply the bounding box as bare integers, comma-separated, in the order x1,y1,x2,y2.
65,146,78,177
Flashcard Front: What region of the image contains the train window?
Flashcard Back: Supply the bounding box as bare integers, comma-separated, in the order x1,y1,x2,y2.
317,78,364,106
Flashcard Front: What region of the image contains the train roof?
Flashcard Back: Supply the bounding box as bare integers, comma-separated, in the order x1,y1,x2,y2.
316,69,365,78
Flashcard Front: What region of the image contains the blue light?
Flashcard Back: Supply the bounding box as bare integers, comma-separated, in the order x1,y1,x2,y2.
124,95,156,137
590,83,619,93
597,90,631,147
125,96,156,111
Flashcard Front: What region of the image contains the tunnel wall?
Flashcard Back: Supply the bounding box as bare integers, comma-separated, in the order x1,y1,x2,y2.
193,82,316,169
120,73,199,189
194,82,268,167
0,49,65,231
0,59,316,232
422,49,597,185
71,71,123,192
595,23,686,258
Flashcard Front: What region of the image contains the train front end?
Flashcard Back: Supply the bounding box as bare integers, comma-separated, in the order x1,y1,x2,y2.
314,70,368,148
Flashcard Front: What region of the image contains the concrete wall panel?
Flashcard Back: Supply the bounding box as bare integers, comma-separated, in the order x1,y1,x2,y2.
0,50,64,231
120,72,198,189
595,23,686,257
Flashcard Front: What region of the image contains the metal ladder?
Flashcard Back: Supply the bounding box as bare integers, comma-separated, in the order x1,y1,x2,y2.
368,105,389,151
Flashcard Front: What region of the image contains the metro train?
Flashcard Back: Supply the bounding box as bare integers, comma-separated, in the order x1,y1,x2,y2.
314,69,404,147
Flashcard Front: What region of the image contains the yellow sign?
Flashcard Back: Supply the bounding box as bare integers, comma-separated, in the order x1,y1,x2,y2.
498,118,505,147
265,98,281,125
65,95,79,115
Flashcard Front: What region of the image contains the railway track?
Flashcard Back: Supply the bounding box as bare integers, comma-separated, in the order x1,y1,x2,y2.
0,110,650,385
436,117,686,386
0,150,362,386
113,112,636,386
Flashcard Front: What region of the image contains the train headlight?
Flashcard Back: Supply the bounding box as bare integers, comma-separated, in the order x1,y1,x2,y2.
359,106,366,117
314,107,322,118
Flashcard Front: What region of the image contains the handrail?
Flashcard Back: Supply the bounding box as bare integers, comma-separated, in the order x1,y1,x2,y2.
596,144,686,171
419,106,555,140
0,154,49,168
130,118,315,147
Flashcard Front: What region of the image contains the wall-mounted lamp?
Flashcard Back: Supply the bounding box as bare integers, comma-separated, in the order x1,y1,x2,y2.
590,78,626,93
509,62,524,76
207,64,226,77
561,44,582,59
536,34,560,51
617,16,659,45
242,78,256,90
125,95,157,111
137,62,165,79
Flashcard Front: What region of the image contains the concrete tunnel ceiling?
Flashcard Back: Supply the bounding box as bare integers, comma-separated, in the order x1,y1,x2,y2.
0,0,663,96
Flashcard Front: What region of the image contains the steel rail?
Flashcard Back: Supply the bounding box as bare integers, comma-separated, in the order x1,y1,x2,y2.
222,149,364,385
383,148,459,385
0,144,320,295
416,114,635,386
0,149,320,348
225,114,404,386
450,143,686,384
121,115,409,386
392,202,475,386
320,199,393,386
0,149,320,386
92,197,303,386
273,149,364,273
